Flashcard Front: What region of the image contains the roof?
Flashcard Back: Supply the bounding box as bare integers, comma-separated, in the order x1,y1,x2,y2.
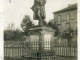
54,3,77,14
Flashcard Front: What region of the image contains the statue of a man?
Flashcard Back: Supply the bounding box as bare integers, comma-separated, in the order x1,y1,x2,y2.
31,0,46,26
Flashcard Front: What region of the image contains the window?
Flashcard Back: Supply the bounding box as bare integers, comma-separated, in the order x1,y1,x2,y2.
66,24,70,29
58,15,61,22
58,25,61,31
66,24,69,29
67,14,70,20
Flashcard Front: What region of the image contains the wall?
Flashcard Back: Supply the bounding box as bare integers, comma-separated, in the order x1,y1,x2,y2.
54,9,77,32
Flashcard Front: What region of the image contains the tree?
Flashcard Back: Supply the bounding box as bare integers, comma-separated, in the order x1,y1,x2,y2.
6,23,15,30
21,15,34,31
43,20,48,26
4,23,15,40
63,27,74,46
4,30,14,40
4,23,26,41
58,27,74,46
4,28,26,41
21,15,34,35
48,20,75,46
48,20,59,37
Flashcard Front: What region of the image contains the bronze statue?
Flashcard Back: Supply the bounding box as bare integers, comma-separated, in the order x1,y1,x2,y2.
31,0,46,26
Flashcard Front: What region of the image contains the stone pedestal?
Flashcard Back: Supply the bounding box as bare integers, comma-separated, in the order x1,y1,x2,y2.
28,26,55,60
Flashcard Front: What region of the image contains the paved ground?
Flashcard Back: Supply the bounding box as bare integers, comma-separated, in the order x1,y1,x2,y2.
4,56,77,60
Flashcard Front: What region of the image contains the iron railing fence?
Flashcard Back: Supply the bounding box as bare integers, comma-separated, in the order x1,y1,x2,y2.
4,39,77,60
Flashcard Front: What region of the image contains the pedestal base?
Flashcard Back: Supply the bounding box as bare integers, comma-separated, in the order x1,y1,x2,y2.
28,26,55,60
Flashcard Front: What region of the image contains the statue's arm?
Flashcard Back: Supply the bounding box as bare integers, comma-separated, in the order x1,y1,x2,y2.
31,0,36,10
31,5,34,11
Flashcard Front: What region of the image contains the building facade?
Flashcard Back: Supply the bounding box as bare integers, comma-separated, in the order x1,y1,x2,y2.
53,3,77,33
53,4,77,57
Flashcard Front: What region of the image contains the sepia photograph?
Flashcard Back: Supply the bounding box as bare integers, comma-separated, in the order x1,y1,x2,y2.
4,0,77,60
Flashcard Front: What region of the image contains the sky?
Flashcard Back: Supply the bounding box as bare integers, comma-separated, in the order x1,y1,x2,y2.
4,0,77,29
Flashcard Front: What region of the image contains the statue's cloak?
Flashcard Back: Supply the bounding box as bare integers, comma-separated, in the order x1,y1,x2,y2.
31,0,46,20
